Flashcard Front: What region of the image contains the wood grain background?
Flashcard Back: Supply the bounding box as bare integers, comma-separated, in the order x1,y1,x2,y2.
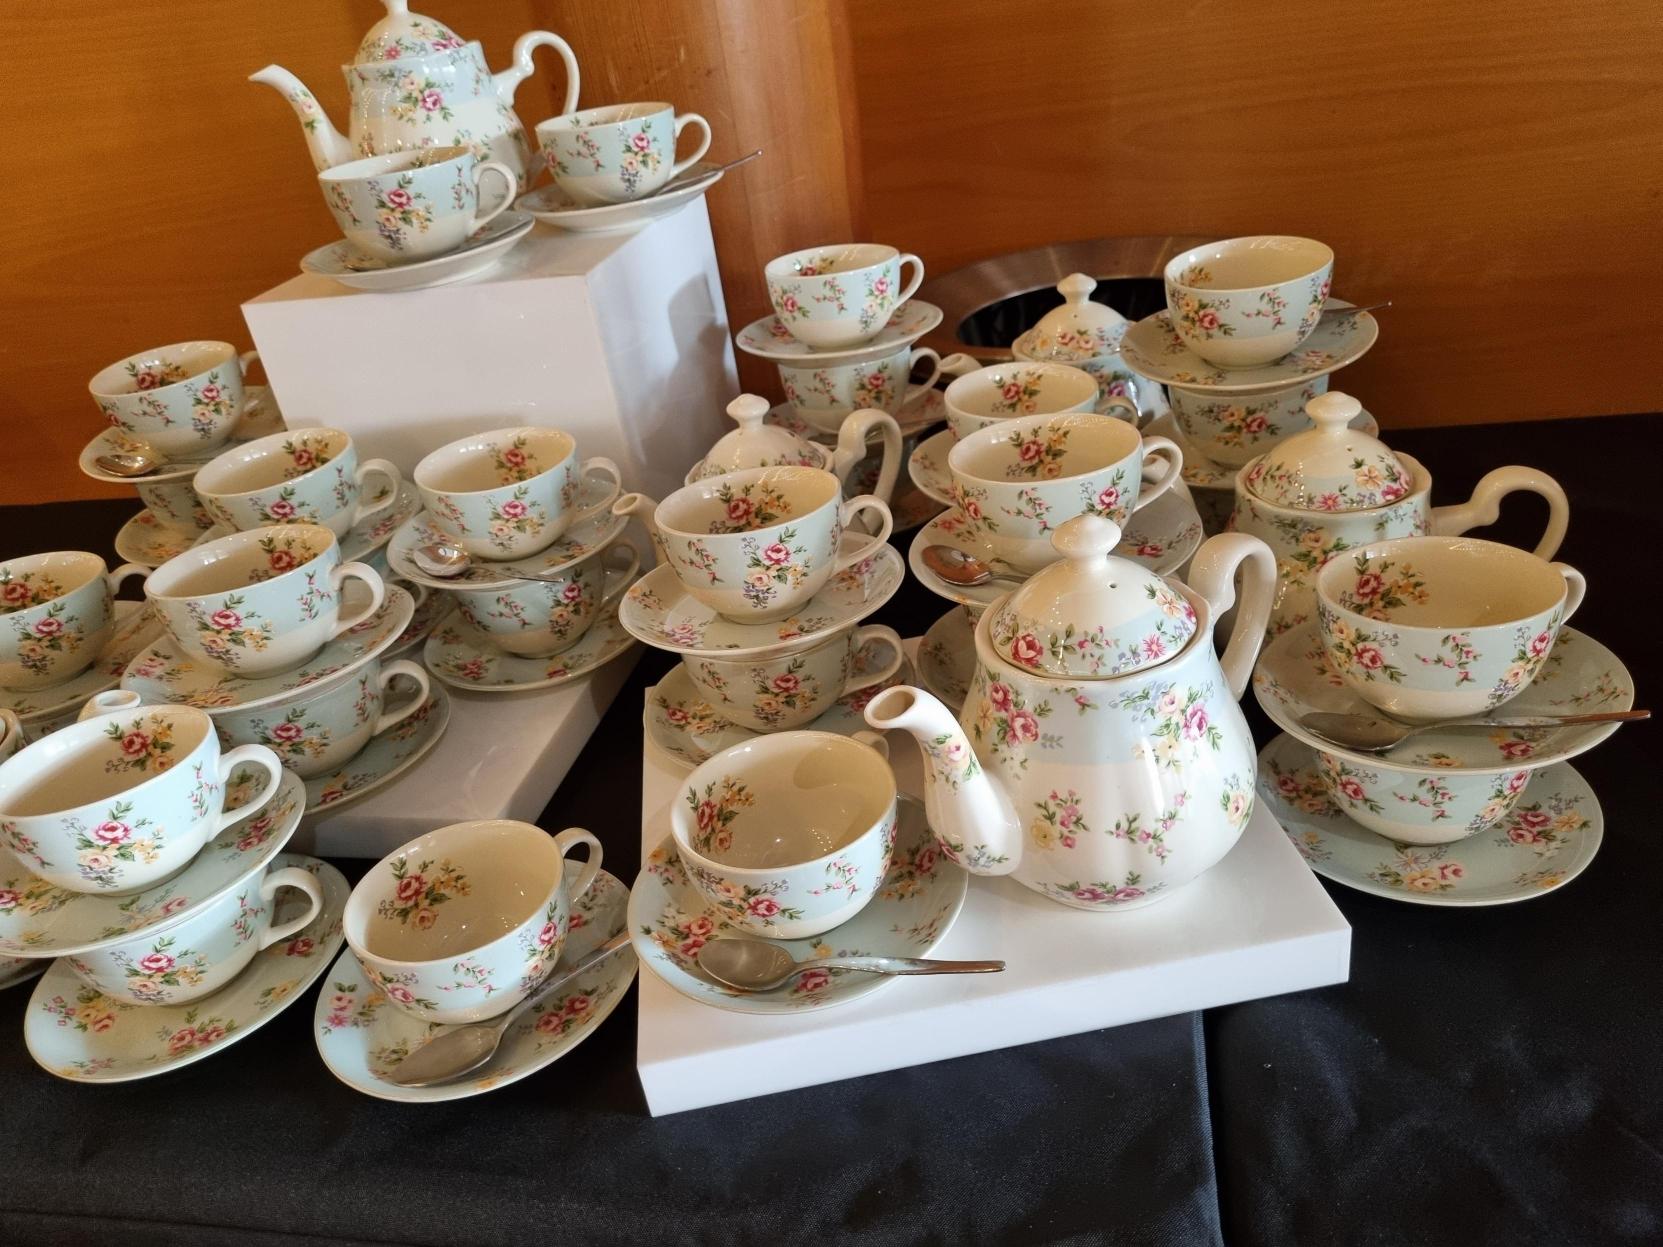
3,0,1658,506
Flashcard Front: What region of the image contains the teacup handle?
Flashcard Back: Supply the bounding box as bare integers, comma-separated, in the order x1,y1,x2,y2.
1429,465,1570,560
1099,394,1142,425
77,689,144,723
939,352,981,379
213,744,284,834
254,867,324,951
832,495,894,572
329,562,386,637
894,253,925,307
551,827,603,905
1553,563,1588,625
105,563,150,596
669,113,713,180
904,347,943,403
371,659,431,736
569,457,623,525
467,162,519,234
1129,435,1184,514
832,409,903,513
352,460,404,526
599,539,641,607
237,350,261,380
842,625,904,697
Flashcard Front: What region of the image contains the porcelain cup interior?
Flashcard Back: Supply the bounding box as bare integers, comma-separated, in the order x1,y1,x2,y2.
194,428,348,499
656,465,839,539
416,427,575,495
146,523,337,602
87,341,239,404
0,706,211,817
944,362,1098,440
1164,236,1334,367
949,409,1143,484
87,341,251,457
0,552,129,690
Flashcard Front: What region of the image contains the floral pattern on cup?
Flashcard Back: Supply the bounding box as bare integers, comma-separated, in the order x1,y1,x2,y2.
0,553,146,692
196,429,401,543
1170,380,1326,469
680,624,904,733
1307,748,1533,845
88,342,256,459
318,145,516,263
1163,237,1334,367
537,102,710,205
763,244,925,350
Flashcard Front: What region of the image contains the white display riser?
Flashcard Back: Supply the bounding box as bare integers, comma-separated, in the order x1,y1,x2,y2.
242,199,738,502
635,640,1351,1116
290,644,640,859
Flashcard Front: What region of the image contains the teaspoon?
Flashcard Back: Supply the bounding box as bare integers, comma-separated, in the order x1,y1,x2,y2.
653,148,762,197
94,449,166,477
1300,708,1648,754
1322,300,1392,318
697,936,1004,993
921,544,1028,588
413,542,578,585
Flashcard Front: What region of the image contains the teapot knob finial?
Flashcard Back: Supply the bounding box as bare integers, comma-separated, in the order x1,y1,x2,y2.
383,0,410,16
1052,513,1122,562
1057,272,1097,305
726,394,771,429
1306,390,1362,430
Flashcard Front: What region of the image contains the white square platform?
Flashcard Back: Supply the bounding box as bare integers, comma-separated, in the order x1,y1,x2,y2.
635,641,1351,1116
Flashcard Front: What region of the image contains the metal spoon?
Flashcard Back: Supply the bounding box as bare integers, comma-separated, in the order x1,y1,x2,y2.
697,936,1003,993
653,147,762,197
921,544,1028,588
1300,708,1648,754
1322,300,1391,318
94,449,166,477
413,542,577,585
385,932,631,1088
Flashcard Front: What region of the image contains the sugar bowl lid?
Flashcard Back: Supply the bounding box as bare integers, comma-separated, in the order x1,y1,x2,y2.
1243,391,1413,511
687,394,830,482
989,514,1198,679
355,0,466,63
1012,273,1129,362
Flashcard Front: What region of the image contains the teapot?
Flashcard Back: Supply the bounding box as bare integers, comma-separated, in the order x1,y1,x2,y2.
685,395,902,512
865,514,1277,910
250,0,579,188
1010,273,1165,424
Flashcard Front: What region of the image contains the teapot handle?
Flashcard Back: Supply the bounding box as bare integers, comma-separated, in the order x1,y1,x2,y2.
1185,533,1277,700
496,31,580,116
1429,465,1569,560
832,408,903,516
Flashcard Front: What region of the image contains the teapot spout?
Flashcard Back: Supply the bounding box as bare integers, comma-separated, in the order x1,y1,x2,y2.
249,65,352,171
864,686,1022,876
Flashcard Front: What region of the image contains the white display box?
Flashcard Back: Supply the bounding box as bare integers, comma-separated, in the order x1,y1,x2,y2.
635,641,1351,1116
241,200,738,502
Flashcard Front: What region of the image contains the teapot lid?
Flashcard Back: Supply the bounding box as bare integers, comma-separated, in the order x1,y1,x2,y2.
1012,273,1129,362
688,395,830,481
355,0,466,63
1243,391,1413,511
989,514,1197,679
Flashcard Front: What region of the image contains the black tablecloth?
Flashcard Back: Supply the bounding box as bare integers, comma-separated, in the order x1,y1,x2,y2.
1,415,1657,1246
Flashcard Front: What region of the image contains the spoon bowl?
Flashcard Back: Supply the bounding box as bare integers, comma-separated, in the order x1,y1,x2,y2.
94,449,165,477
921,544,1026,588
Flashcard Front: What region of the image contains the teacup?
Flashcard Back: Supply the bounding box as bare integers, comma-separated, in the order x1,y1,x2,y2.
88,342,260,459
0,553,149,691
213,658,430,780
778,346,943,432
1169,377,1329,469
136,478,213,531
344,820,603,1024
536,101,712,206
0,709,20,764
195,428,401,541
65,863,322,1006
0,705,283,894
946,413,1183,573
1306,748,1535,846
415,426,622,562
670,731,897,939
941,357,1128,441
317,145,517,263
1315,535,1585,722
144,525,385,677
681,624,904,732
764,244,924,350
1164,236,1334,367
621,466,893,622
451,539,639,658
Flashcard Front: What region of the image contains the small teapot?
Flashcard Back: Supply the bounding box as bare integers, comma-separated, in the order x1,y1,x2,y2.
1011,273,1164,424
866,514,1277,910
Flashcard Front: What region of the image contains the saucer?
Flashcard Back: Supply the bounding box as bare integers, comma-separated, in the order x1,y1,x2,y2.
1253,623,1636,773
24,854,346,1083
644,642,913,770
195,480,421,567
515,162,725,233
629,797,969,1014
121,585,415,714
424,599,638,693
769,387,947,441
300,212,535,293
78,386,287,486
907,427,954,505
918,607,976,713
618,542,904,659
304,686,449,814
314,869,636,1102
383,591,452,660
2,601,165,726
735,301,944,367
1121,300,1378,395
0,960,45,992
113,509,215,568
1259,733,1602,906
0,768,305,958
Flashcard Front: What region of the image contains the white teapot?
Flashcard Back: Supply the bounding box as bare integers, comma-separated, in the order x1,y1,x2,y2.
865,514,1276,910
686,395,902,511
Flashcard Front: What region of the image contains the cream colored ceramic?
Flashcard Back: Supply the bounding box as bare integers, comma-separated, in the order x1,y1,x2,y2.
765,244,924,350
1168,377,1329,469
1010,274,1161,421
1164,236,1333,367
88,342,260,460
318,145,516,262
0,553,149,691
777,346,942,431
0,709,21,764
537,102,711,205
941,357,1118,442
1243,393,1412,511
449,539,637,658
680,624,904,731
195,428,401,541
1304,745,1535,846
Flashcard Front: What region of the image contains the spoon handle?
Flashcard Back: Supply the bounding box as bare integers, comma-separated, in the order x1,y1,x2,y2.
491,931,632,1035
1441,709,1648,730
802,955,1005,977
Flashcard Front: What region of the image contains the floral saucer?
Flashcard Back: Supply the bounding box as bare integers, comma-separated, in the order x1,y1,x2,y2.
735,301,944,367
190,481,421,568
424,596,637,694
515,161,725,233
1121,300,1378,395
768,387,947,441
383,589,451,660
0,768,305,958
300,212,535,293
113,509,215,568
121,585,415,714
644,643,912,770
1253,623,1635,773
1259,734,1602,906
2,601,165,729
630,797,967,1014
618,542,904,659
314,869,636,1102
24,854,346,1083
918,607,976,713
77,386,287,486
907,426,955,505
304,687,450,814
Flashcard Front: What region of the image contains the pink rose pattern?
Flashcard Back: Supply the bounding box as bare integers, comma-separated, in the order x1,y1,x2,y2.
375,856,470,929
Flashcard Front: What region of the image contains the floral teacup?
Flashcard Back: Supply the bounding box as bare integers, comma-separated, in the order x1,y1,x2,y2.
194,428,401,541
344,820,603,1024
415,426,622,562
670,731,897,939
65,862,322,1006
1316,535,1586,722
1169,378,1328,469
318,145,517,263
0,705,282,894
1307,748,1534,846
0,552,149,691
946,412,1183,574
681,624,904,732
1164,236,1334,367
536,101,712,206
213,658,430,780
778,346,942,432
620,466,894,622
144,524,385,677
765,244,924,350
88,342,260,459
452,539,639,659
136,478,213,531
941,356,1122,441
